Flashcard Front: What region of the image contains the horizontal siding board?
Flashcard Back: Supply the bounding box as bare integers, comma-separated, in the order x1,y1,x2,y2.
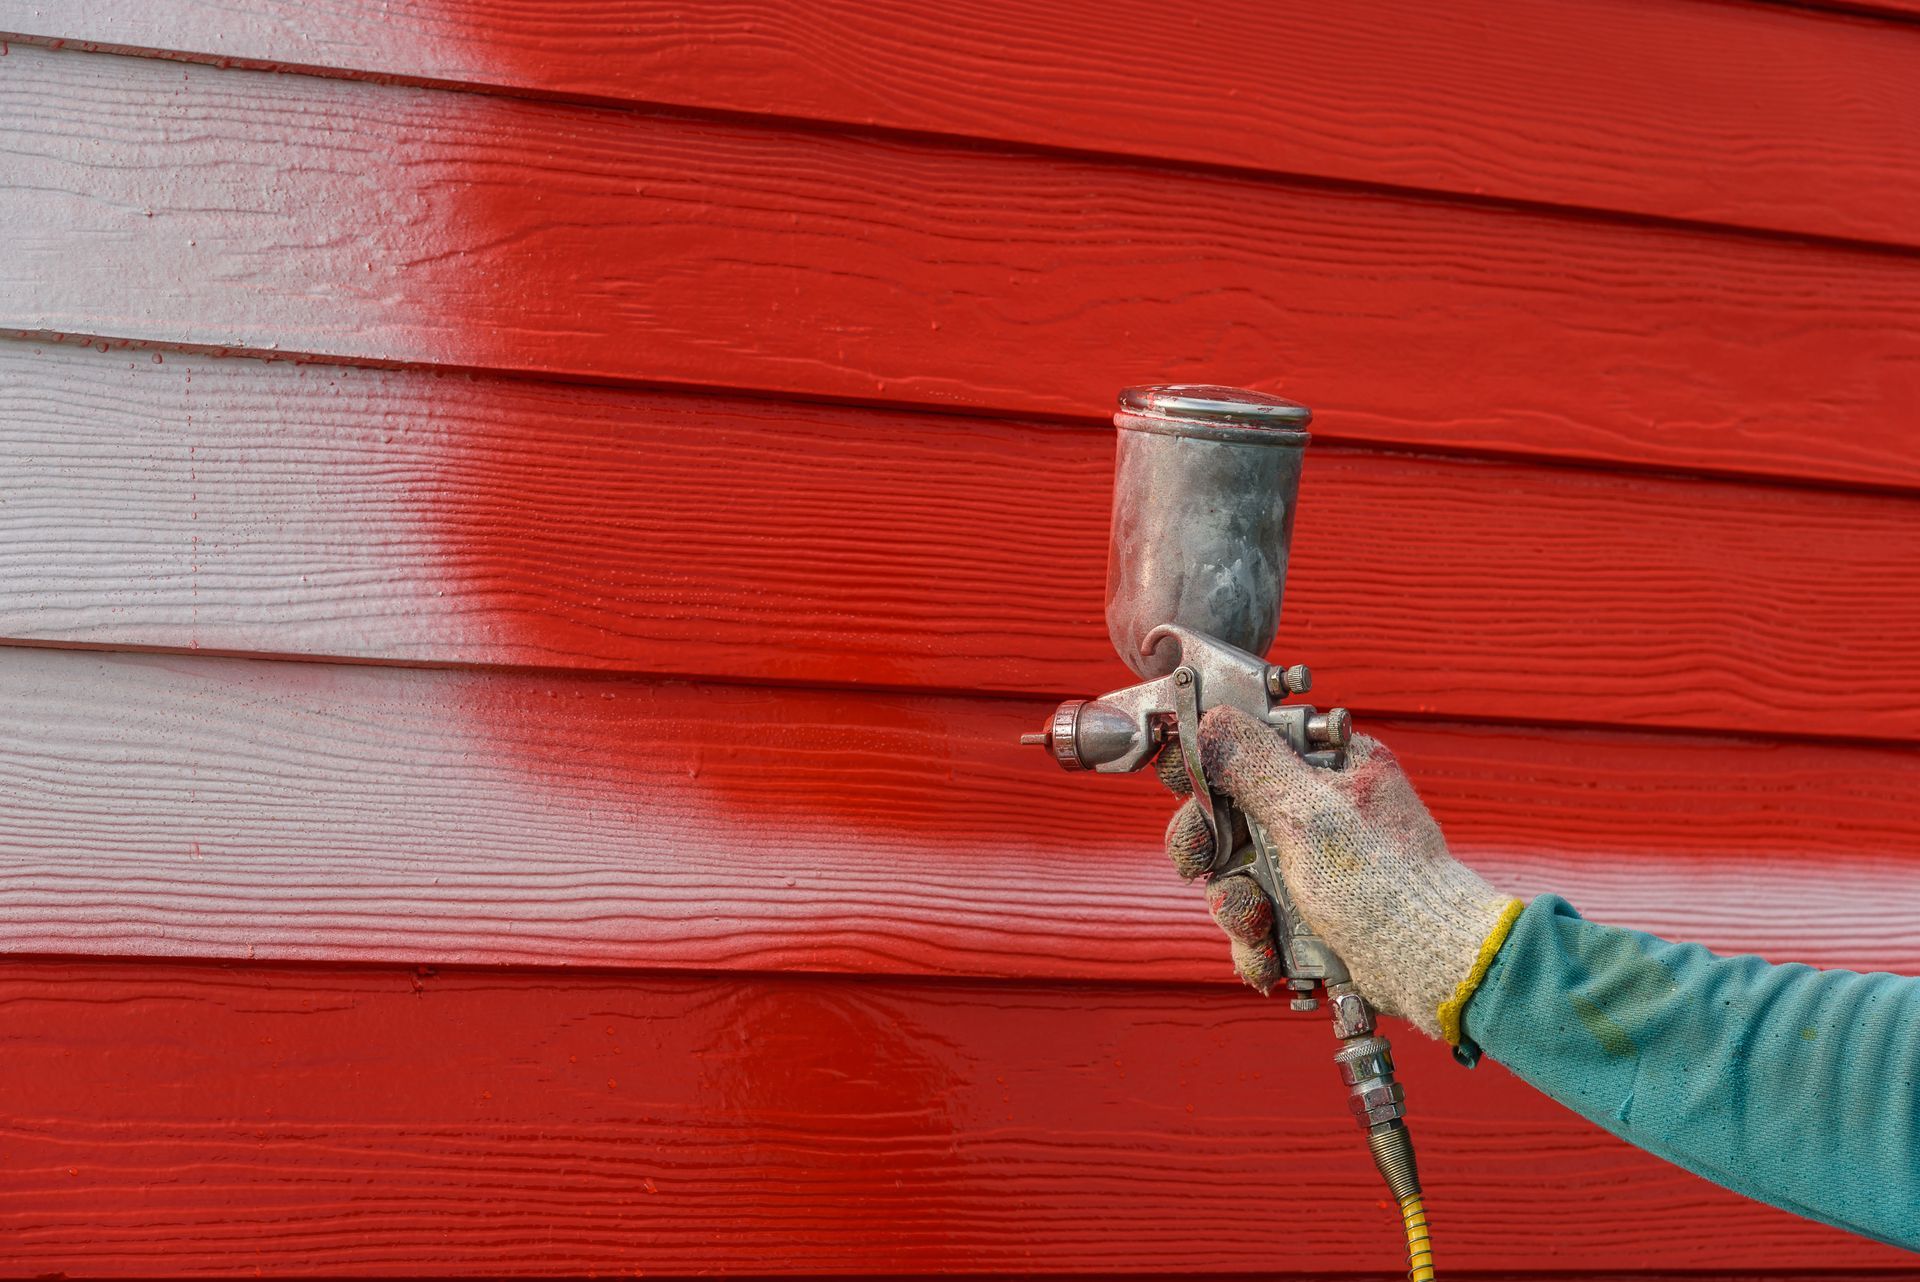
2,646,1917,977
0,959,1904,1274
3,0,1919,249
5,45,1920,491
8,341,1920,742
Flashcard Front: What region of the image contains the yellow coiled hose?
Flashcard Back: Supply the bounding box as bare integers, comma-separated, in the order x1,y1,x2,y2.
1398,1192,1435,1281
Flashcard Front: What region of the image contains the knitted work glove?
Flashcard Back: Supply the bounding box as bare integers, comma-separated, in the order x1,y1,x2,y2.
1164,706,1521,1042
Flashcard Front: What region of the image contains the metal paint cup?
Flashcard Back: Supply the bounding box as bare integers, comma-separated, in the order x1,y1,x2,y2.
1105,385,1312,678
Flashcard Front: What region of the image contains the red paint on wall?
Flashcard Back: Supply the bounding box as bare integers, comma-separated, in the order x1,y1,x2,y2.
0,957,1903,1275
417,384,1113,857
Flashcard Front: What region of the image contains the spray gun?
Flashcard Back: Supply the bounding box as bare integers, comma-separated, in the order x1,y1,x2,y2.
1021,386,1435,1281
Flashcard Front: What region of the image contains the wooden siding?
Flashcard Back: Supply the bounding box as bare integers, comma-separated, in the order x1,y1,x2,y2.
0,956,1907,1277
4,647,1920,975
10,341,1920,739
5,42,1920,491
4,0,1919,247
1,3,1917,1276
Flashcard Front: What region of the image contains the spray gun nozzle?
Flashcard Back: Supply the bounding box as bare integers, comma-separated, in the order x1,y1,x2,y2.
1022,699,1154,772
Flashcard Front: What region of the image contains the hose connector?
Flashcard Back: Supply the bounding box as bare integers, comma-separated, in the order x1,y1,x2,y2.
1333,1034,1408,1129
1366,1118,1423,1203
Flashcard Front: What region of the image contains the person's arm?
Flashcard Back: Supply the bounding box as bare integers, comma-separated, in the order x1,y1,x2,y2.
1167,707,1920,1251
1469,894,1920,1250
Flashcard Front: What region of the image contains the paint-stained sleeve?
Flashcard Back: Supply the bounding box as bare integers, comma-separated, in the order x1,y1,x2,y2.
1460,895,1920,1251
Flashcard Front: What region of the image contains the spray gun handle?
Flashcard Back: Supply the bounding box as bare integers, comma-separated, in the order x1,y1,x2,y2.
1230,789,1423,1221
1215,815,1351,1004
1185,698,1416,1145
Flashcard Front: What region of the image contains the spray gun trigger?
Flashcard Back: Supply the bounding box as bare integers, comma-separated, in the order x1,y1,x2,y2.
1170,663,1239,874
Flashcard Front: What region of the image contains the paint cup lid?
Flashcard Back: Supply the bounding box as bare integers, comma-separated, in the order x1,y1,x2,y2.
1116,384,1311,443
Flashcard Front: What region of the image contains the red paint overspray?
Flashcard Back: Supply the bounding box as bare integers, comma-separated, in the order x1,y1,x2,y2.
399,127,1131,846
429,666,1194,976
380,18,1206,1262
379,53,1199,1231
416,377,1112,693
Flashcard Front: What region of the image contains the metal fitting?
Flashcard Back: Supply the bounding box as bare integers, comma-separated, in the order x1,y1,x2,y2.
1325,983,1374,1039
1349,1083,1408,1128
1020,700,1086,770
1367,1121,1424,1203
1333,1034,1407,1128
1336,1047,1395,1088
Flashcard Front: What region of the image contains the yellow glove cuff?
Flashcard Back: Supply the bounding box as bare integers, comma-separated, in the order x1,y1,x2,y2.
1436,898,1525,1047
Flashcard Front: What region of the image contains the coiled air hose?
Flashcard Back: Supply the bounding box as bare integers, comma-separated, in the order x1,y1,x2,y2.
1398,1193,1435,1281
1369,1119,1435,1281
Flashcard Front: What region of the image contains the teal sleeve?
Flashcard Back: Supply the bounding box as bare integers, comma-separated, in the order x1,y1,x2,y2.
1460,894,1920,1251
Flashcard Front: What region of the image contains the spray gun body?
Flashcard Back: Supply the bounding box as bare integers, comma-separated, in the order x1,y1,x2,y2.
1022,386,1432,1277
1026,623,1353,989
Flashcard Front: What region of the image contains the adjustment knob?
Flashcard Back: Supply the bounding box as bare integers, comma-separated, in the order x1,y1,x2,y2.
1020,699,1147,771
1020,700,1089,770
1306,707,1353,750
1266,664,1312,697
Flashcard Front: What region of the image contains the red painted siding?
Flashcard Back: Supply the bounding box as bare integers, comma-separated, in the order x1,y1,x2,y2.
9,342,1920,738
1,958,1910,1276
6,0,1919,248
1,3,1917,1276
5,42,1920,490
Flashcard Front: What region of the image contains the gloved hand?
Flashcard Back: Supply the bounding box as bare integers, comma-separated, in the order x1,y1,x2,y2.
1164,706,1519,1042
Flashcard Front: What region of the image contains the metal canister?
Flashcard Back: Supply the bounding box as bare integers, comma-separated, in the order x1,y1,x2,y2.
1105,385,1312,678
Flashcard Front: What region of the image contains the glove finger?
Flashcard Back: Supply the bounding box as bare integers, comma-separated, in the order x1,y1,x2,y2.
1204,874,1273,944
1207,876,1284,992
1343,732,1389,770
1153,746,1193,796
1230,937,1285,994
1163,799,1214,880
1199,705,1340,833
1329,730,1429,817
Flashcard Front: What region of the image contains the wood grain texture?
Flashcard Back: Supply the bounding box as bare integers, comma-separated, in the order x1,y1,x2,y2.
5,0,1919,249
5,45,1920,492
9,339,1920,743
0,958,1906,1275
2,645,1917,978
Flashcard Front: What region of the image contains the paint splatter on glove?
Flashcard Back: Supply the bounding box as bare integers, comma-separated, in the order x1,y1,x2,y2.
1164,706,1519,1041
